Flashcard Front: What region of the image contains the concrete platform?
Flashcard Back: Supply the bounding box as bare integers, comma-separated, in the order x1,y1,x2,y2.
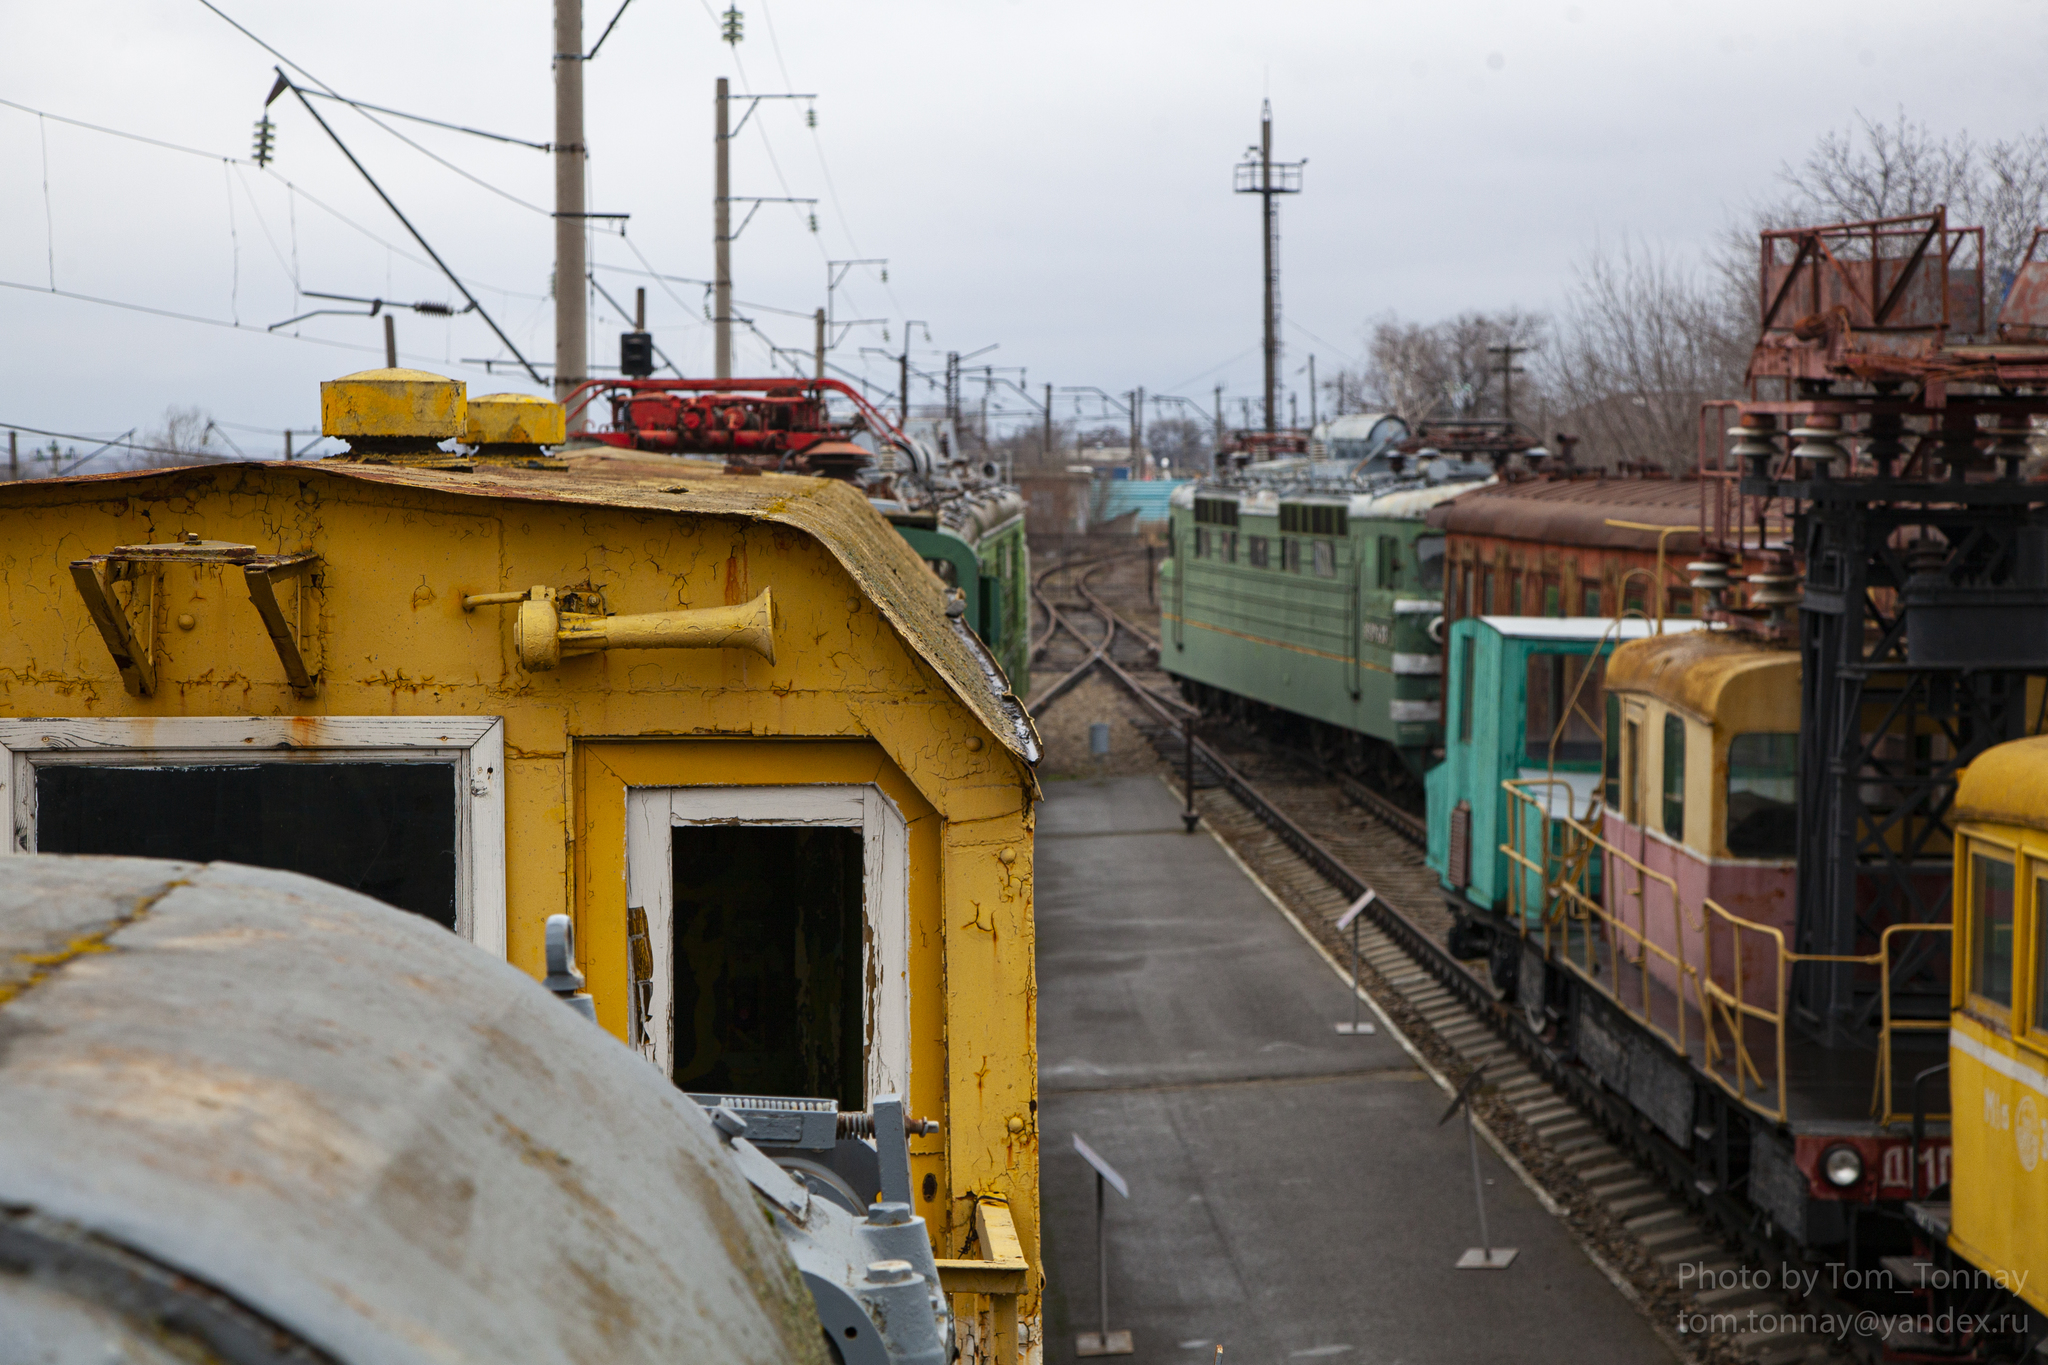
1035,775,1676,1364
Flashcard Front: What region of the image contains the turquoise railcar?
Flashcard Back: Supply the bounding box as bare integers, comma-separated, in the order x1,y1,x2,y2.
1159,466,1489,790
1426,615,1703,956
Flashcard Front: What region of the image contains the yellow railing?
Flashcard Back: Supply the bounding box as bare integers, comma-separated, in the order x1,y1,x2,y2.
1876,922,1953,1126
1501,779,1952,1127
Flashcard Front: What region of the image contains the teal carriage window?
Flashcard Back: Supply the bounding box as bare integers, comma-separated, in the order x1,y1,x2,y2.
1726,733,1797,857
1457,636,1475,743
1525,653,1606,763
1971,852,2015,1011
1661,714,1686,840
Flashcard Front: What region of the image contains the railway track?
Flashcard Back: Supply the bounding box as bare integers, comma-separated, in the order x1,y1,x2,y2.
1031,557,1856,1365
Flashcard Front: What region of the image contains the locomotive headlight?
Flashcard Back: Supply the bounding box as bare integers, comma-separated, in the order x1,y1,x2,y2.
1821,1144,1864,1188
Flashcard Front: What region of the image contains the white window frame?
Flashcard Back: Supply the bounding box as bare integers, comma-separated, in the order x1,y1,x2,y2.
626,784,910,1103
0,717,506,956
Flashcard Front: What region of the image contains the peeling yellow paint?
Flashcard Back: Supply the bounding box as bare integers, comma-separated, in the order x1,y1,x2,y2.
0,450,1042,1329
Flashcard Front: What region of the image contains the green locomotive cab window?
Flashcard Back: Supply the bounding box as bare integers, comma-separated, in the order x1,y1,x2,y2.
1225,531,1238,563
1376,535,1402,589
1313,540,1335,578
1525,653,1606,764
1284,539,1301,573
1661,713,1686,841
1194,527,1210,558
1248,535,1269,568
1457,636,1475,743
1604,695,1621,807
1726,733,1797,857
1972,852,2016,1012
1415,536,1445,592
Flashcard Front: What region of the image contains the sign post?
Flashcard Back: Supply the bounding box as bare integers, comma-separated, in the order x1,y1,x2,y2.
1333,890,1377,1035
1439,1067,1516,1269
1073,1134,1133,1356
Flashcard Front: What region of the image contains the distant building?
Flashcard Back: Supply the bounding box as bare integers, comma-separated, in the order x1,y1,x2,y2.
1073,443,1156,479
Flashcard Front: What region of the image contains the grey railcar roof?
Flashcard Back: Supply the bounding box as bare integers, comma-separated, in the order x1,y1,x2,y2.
0,856,822,1365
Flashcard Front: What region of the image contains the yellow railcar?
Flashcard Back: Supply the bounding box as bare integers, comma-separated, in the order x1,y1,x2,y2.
0,370,1044,1357
1948,735,2048,1316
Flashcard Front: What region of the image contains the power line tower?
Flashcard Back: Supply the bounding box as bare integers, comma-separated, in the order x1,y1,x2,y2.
1234,101,1303,434
1486,342,1531,422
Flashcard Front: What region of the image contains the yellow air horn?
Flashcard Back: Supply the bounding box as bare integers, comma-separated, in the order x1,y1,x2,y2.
466,585,776,671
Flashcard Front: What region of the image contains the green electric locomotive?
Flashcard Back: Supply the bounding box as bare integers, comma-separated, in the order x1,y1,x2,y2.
1159,434,1494,795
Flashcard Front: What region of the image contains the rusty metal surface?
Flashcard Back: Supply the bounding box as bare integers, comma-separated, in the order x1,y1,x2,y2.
4,451,1036,765
1423,476,1719,549
0,855,827,1365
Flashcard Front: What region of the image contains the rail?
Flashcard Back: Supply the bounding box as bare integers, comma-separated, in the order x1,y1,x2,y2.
1502,779,1951,1126
1876,922,1953,1126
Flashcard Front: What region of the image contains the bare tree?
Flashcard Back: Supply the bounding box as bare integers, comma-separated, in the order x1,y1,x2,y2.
1540,239,1748,472
132,406,227,470
1325,310,1547,425
1142,416,1209,475
1711,111,2048,337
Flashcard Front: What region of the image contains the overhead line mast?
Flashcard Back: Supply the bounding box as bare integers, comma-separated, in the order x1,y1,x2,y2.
554,0,587,423
1234,101,1303,435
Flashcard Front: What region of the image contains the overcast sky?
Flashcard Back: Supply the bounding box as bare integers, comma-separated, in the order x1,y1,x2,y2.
4,0,2047,457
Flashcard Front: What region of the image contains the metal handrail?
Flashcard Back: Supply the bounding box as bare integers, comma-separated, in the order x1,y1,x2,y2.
1876,922,1953,1125
1504,778,1695,1063
1502,779,1950,1126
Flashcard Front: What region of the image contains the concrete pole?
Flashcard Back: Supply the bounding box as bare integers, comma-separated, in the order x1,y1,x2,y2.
814,308,826,382
1261,101,1277,435
383,313,397,368
1044,382,1053,462
1134,386,1145,479
284,430,294,462
714,78,732,379
899,346,910,425
8,430,17,482
554,0,588,425
1308,354,1318,428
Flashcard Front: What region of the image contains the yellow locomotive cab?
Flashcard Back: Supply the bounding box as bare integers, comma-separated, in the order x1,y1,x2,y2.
1950,734,2048,1313
0,370,1045,1354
